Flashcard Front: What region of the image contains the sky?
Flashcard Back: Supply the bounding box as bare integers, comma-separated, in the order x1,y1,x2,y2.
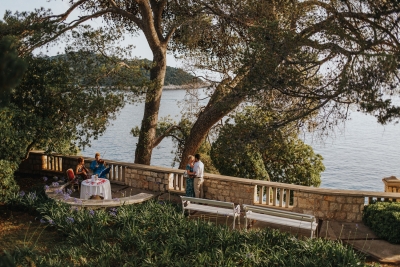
0,0,181,67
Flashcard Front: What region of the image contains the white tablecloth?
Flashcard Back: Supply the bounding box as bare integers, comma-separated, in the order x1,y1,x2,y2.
80,178,112,200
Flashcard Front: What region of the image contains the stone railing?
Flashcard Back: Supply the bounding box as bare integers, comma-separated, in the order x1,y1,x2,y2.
18,151,400,222
382,176,400,193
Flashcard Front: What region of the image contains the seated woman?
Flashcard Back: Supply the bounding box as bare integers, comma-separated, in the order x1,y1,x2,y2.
76,157,89,181
90,152,107,178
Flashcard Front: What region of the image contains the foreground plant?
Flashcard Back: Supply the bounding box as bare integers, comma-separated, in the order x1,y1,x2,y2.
1,193,369,266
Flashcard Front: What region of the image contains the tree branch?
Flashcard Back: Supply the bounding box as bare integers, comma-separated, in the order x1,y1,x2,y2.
44,0,88,22
107,0,144,29
22,8,116,55
152,125,182,148
21,141,36,161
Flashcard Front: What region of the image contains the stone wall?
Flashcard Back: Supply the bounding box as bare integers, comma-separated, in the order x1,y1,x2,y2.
17,151,400,223
204,178,255,205
292,192,365,222
124,167,169,193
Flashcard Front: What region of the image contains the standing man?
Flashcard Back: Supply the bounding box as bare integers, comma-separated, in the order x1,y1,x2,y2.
193,153,204,198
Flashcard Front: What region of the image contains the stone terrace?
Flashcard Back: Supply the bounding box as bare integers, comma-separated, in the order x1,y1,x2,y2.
16,151,400,264
19,151,400,221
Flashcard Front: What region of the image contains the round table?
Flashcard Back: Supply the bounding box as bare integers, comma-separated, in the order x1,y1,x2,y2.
80,178,112,200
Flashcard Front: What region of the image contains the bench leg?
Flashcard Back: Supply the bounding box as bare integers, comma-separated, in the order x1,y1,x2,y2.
182,208,191,217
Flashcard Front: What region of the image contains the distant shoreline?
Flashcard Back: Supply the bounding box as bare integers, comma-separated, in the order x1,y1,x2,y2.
163,83,209,90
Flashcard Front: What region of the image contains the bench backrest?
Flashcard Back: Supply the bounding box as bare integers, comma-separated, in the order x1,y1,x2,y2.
243,204,315,222
181,196,235,209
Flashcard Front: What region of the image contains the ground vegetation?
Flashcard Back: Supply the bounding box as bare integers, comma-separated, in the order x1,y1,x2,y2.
0,180,368,266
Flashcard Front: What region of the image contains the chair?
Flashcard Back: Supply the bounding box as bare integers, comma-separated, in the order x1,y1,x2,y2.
66,168,80,192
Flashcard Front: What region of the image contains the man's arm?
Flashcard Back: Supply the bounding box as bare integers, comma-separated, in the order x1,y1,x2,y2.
90,161,97,171
193,162,198,176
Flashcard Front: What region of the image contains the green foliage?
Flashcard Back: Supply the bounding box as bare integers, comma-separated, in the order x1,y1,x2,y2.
0,54,127,163
4,0,400,169
0,51,131,197
211,107,324,186
6,190,47,214
175,1,400,170
164,65,200,86
196,142,220,175
0,36,26,108
59,52,146,89
363,201,400,244
0,16,144,165
3,195,366,266
0,160,19,202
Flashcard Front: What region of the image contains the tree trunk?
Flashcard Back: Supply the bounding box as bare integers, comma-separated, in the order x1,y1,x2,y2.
178,90,246,169
134,47,167,164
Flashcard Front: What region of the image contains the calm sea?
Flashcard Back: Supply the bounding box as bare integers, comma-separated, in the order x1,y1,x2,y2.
82,89,400,192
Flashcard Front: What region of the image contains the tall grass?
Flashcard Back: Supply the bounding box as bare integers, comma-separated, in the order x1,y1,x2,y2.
2,191,367,266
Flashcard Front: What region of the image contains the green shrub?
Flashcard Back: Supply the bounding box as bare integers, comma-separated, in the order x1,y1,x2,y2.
363,201,400,244
0,160,19,202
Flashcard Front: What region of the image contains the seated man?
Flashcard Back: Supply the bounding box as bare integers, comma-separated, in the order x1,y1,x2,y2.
90,152,107,178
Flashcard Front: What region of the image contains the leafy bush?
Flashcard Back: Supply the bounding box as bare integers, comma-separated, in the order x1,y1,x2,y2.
363,201,400,244
1,195,368,266
0,160,19,202
211,107,324,186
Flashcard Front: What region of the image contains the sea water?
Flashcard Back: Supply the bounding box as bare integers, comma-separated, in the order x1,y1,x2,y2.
82,89,400,192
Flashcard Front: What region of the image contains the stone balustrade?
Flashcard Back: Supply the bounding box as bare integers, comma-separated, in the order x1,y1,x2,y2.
382,176,400,193
18,151,400,222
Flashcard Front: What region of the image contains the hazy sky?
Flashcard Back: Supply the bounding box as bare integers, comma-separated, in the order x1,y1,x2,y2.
0,0,180,67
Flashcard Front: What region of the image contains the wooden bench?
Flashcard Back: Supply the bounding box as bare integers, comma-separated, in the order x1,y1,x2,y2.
180,196,240,229
243,204,318,238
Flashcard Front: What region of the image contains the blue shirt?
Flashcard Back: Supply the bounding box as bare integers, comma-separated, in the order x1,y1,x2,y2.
90,160,107,178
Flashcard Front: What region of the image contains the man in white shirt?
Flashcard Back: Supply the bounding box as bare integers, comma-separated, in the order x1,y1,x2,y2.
192,153,204,198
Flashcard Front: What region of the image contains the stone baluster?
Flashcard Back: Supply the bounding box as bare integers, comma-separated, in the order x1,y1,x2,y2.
279,188,284,207
285,189,291,208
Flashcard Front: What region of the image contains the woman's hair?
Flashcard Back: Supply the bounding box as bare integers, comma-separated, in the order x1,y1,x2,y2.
187,155,194,161
95,152,100,157
78,157,84,163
